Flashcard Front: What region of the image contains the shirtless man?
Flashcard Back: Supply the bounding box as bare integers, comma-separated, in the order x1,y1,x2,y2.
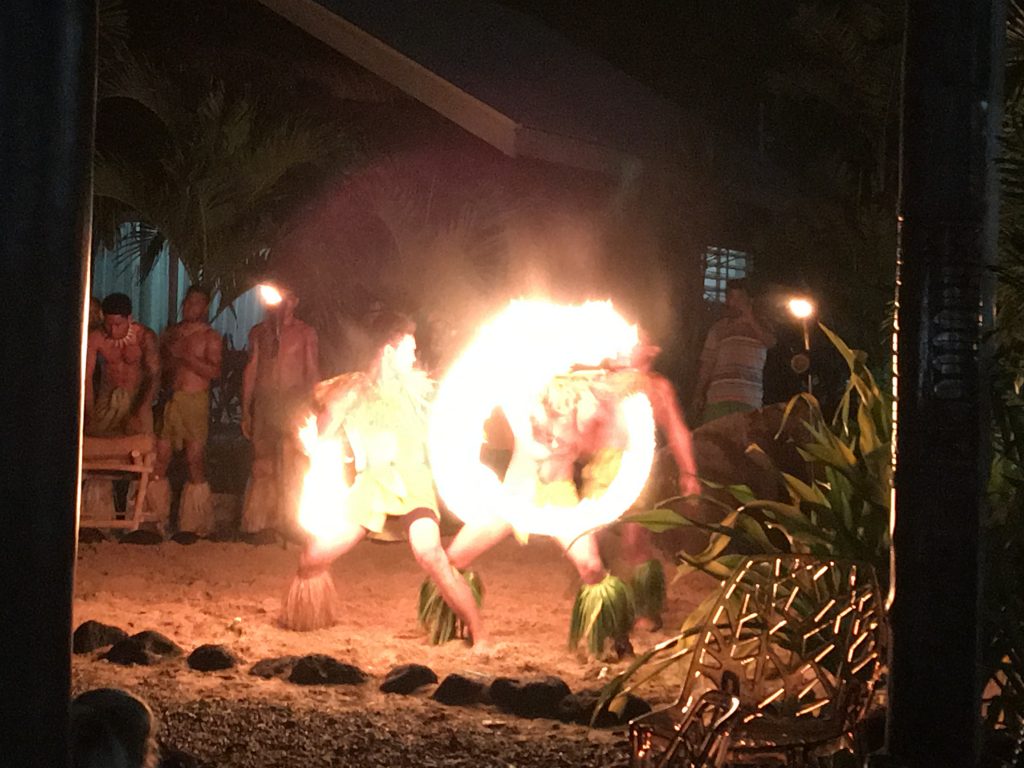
241,284,319,534
281,312,489,653
83,293,159,522
150,286,223,535
616,338,701,629
85,293,159,438
439,368,641,656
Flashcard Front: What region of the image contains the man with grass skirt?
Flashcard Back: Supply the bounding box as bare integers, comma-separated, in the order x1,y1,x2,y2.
280,312,490,652
613,336,701,631
424,362,649,659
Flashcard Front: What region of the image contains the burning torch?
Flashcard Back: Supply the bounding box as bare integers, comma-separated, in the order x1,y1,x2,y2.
786,296,816,395
258,282,285,358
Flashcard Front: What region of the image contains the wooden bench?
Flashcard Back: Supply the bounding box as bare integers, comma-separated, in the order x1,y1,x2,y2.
81,434,158,530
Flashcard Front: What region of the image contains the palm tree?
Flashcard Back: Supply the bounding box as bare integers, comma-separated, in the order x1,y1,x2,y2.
92,51,357,312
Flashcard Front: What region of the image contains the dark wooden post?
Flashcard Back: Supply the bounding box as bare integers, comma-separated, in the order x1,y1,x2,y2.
0,1,96,766
886,0,1003,765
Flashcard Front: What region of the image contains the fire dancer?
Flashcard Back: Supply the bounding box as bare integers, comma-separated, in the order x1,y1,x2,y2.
424,300,657,656
281,312,490,652
150,286,223,536
435,366,645,657
615,335,701,630
240,282,319,535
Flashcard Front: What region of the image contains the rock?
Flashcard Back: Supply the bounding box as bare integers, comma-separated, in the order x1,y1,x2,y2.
104,630,183,665
565,689,650,727
622,693,652,722
187,644,241,672
288,654,366,685
489,676,572,719
121,529,164,545
380,663,438,694
431,673,489,706
72,620,127,654
249,656,298,679
556,693,587,724
242,529,279,546
171,531,200,545
157,744,208,768
78,527,106,543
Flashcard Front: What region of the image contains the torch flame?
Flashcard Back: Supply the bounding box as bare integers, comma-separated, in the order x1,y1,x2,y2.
259,283,283,306
429,299,656,540
296,415,351,543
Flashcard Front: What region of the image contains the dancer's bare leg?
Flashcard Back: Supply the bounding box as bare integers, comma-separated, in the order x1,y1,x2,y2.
445,518,513,570
621,522,655,566
408,514,491,651
298,520,367,576
621,523,663,631
556,531,605,585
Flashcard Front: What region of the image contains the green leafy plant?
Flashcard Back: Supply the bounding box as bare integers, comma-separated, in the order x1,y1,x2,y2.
981,365,1024,754
93,52,356,311
605,325,892,706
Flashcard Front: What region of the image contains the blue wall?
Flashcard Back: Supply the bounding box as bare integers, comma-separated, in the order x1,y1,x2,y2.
90,241,263,351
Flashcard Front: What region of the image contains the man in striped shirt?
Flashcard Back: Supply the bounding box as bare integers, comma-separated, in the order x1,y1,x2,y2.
696,279,776,424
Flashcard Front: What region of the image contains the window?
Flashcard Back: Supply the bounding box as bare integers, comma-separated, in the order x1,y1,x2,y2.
703,247,750,303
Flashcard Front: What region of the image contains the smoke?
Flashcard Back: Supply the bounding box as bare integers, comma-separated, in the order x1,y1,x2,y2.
268,145,687,378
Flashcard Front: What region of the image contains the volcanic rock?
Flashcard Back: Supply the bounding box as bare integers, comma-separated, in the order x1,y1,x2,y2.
188,644,241,672
431,673,489,706
489,676,571,719
157,744,208,768
563,689,652,727
380,663,438,694
249,656,298,680
242,529,279,546
78,527,107,543
121,529,164,545
288,654,366,685
104,630,183,665
73,620,128,654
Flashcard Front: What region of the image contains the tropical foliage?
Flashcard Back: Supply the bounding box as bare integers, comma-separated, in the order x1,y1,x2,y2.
600,328,891,718
92,51,355,310
981,365,1024,748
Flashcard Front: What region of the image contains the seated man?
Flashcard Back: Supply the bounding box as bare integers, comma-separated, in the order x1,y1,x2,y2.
85,293,159,438
83,293,159,523
70,688,157,768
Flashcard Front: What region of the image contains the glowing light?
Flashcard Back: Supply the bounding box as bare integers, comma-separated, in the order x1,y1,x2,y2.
787,297,815,320
259,283,283,306
429,299,656,540
296,415,351,543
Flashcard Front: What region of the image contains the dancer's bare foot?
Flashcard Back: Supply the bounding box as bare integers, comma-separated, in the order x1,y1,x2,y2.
470,638,505,660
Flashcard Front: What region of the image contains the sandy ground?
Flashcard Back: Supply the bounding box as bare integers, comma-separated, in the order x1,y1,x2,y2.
72,533,718,766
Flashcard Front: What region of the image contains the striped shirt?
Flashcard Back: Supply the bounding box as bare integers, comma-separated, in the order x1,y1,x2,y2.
700,318,771,408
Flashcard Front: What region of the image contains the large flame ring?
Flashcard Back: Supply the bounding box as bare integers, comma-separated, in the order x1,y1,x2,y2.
428,300,656,540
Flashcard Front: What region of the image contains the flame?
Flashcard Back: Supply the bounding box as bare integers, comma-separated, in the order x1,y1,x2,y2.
429,299,656,540
296,415,351,543
258,283,283,306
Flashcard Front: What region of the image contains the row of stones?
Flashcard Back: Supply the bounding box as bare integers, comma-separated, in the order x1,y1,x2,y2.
74,620,650,727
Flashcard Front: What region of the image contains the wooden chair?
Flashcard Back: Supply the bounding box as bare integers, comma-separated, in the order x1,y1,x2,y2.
629,556,886,767
81,434,158,530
